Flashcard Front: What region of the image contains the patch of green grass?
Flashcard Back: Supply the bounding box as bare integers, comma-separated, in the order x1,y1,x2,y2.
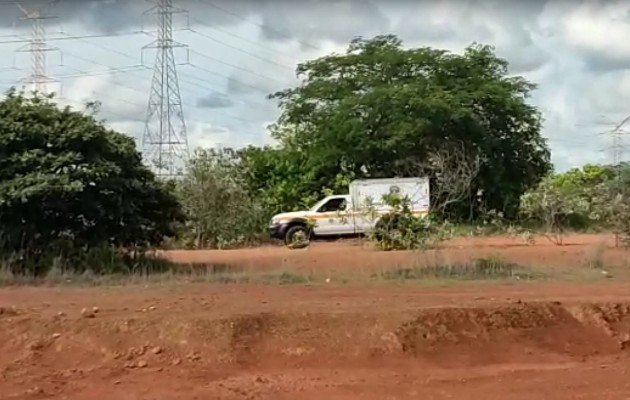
377,256,544,282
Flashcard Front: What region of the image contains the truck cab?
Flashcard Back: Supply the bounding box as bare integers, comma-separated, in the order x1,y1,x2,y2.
269,195,355,245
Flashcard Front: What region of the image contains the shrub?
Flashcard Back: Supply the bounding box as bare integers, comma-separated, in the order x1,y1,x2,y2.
175,148,270,249
369,193,450,251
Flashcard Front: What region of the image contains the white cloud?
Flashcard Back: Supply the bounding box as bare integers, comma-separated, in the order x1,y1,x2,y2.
561,2,630,61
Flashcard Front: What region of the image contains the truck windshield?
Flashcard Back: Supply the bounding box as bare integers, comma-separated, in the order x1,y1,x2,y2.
310,197,348,212
309,199,326,212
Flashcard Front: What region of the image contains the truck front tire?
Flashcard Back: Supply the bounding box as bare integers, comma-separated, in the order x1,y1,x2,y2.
284,224,311,249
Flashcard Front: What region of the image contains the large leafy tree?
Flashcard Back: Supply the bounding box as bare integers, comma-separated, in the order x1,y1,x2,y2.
269,34,552,218
0,90,183,262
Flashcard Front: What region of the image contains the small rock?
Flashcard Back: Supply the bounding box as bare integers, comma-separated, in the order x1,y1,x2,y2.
136,360,148,368
171,358,182,365
92,306,100,314
114,380,121,385
26,386,43,395
151,346,162,355
57,311,66,317
52,333,62,339
0,307,18,316
27,341,44,351
149,306,157,311
80,308,95,318
618,334,630,350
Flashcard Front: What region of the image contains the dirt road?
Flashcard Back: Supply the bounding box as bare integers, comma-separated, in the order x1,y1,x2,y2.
2,279,630,399
164,234,629,273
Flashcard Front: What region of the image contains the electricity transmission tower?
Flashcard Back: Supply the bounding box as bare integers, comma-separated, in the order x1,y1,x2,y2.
608,115,630,165
13,2,61,95
141,0,190,177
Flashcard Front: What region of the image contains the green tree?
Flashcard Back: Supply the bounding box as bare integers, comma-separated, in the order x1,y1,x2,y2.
238,145,355,214
551,164,616,191
176,147,269,248
0,90,183,273
269,34,551,219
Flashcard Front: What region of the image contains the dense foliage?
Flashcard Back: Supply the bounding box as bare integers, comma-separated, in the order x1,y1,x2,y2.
0,90,183,273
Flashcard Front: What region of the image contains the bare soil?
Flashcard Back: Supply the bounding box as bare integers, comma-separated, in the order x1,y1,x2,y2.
2,234,630,399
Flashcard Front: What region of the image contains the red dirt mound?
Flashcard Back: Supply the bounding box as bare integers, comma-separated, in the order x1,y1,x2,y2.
396,302,630,367
2,295,630,399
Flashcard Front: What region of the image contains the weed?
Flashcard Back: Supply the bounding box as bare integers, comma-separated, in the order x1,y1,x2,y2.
583,241,607,270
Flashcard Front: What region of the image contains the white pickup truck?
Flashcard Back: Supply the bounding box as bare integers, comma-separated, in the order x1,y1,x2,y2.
269,177,430,246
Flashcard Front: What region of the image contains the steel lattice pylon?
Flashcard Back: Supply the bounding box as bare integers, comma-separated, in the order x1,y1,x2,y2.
141,0,189,177
14,2,61,95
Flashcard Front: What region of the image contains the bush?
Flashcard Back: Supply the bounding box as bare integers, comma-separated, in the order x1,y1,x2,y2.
369,193,449,251
175,148,270,249
591,163,630,247
520,174,592,245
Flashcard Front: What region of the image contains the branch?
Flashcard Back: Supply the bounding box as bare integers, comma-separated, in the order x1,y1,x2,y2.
400,141,481,215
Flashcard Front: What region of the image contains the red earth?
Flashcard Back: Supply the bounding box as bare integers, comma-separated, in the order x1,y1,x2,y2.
2,234,630,399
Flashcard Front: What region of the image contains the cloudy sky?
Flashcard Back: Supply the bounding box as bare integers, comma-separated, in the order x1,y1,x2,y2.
0,0,628,171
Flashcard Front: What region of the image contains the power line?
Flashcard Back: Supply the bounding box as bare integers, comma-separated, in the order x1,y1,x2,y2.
196,0,321,52
188,49,293,86
142,0,189,177
188,27,293,72
44,45,273,122
188,15,296,61
0,30,149,45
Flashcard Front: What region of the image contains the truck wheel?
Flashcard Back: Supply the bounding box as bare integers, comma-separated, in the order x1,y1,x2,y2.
284,225,311,249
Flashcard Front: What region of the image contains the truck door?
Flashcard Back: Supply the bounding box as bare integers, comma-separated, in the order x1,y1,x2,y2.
312,196,354,236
